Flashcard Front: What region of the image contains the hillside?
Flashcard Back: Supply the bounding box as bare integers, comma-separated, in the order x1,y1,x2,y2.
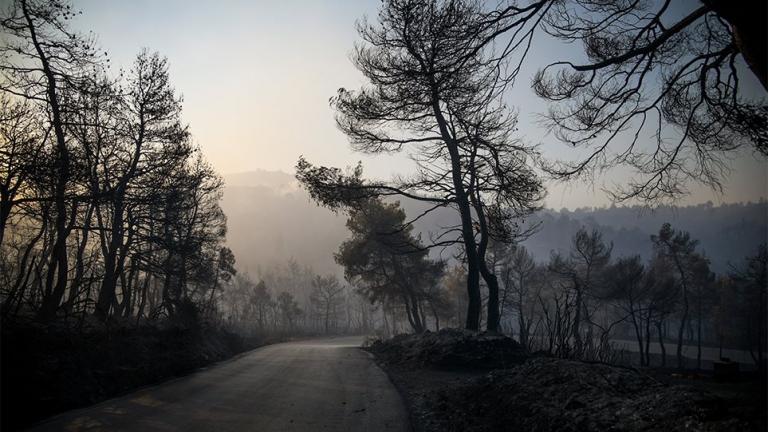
222,170,767,275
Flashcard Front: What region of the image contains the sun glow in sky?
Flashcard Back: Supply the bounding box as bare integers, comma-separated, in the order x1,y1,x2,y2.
71,0,767,209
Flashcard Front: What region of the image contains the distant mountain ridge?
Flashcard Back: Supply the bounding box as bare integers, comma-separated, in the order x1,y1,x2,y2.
221,170,767,276
224,169,299,192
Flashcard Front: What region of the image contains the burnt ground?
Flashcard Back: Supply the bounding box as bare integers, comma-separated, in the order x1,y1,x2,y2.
366,329,767,432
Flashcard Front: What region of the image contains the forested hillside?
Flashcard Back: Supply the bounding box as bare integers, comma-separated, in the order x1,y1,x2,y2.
222,170,766,274
522,203,768,273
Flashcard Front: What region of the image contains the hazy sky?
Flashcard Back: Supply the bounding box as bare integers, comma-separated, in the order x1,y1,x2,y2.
70,0,767,209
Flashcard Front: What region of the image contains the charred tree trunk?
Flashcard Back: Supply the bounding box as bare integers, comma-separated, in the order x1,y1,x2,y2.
471,180,502,333
572,281,584,356
428,87,482,331
656,320,667,367
629,300,644,367
0,187,11,247
675,285,689,370
704,0,767,89
67,204,94,311
644,311,652,366
696,294,703,370
23,0,71,323
95,195,124,319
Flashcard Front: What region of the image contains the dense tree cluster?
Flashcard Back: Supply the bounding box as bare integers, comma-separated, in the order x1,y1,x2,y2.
0,0,232,324
335,199,450,333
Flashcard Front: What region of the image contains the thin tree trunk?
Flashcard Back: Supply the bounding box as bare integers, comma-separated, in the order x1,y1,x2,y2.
136,274,151,325
676,293,689,370
644,311,652,366
631,310,644,367
0,189,11,247
696,295,702,370
23,0,71,323
67,204,94,311
572,282,584,356
657,320,667,367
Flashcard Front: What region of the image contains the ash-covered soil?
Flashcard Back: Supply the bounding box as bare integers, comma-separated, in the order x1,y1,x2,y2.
368,328,527,369
366,329,766,432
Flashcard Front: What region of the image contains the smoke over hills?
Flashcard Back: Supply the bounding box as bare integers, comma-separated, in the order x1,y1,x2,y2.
222,170,767,276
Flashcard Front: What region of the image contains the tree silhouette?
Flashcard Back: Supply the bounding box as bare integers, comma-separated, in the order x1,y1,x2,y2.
1,0,104,321
548,227,612,357
296,0,543,331
500,244,544,348
336,199,444,333
604,256,648,365
310,275,345,334
0,0,230,325
651,222,705,369
535,0,767,202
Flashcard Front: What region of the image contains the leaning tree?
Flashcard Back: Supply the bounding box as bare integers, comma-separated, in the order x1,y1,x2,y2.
296,0,544,332
387,0,767,204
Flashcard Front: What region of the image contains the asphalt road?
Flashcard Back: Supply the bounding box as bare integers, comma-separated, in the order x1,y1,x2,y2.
28,337,410,432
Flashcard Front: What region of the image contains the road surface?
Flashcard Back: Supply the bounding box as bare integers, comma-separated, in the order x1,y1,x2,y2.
28,337,410,432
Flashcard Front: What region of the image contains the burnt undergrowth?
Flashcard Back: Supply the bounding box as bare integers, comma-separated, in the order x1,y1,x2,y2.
366,329,766,432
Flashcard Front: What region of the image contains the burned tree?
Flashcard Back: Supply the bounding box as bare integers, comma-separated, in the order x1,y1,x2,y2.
651,222,705,369
296,0,543,331
605,256,648,365
0,96,44,247
0,0,230,324
91,50,189,319
547,227,612,357
276,291,302,332
1,0,103,321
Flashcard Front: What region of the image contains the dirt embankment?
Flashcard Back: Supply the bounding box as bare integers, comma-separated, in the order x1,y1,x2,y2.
366,329,766,432
0,319,265,431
